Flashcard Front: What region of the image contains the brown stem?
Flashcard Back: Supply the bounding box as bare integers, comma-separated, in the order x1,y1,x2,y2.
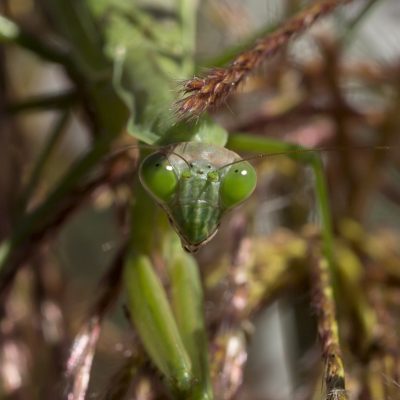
311,251,348,399
64,243,127,400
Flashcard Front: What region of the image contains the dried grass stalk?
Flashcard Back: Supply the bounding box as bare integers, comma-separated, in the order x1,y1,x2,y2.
176,0,353,119
311,256,348,400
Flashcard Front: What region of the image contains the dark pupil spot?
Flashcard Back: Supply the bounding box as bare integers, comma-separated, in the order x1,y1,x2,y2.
207,165,211,169
155,163,160,167
234,169,239,173
190,163,194,167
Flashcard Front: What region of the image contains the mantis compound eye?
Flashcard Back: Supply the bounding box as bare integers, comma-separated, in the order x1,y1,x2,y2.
140,153,178,202
220,161,257,208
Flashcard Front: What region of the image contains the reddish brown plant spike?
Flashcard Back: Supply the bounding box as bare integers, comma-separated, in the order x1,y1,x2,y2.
183,78,205,92
176,0,353,120
311,253,348,399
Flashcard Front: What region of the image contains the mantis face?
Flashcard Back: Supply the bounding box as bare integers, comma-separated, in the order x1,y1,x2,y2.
139,142,257,252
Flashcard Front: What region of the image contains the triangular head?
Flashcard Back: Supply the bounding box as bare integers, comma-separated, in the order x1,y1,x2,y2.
139,142,256,252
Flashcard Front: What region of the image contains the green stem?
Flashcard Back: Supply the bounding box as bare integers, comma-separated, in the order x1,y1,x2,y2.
342,0,381,43
39,0,107,72
7,91,77,114
309,156,334,264
0,15,76,70
0,4,130,297
0,134,117,296
17,111,70,214
0,13,129,135
178,0,199,75
227,133,334,263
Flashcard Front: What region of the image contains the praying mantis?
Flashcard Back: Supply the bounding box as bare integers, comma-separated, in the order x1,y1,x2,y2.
2,0,398,399
90,1,348,399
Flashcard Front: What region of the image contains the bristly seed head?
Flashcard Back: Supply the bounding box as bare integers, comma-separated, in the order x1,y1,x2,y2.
175,0,352,120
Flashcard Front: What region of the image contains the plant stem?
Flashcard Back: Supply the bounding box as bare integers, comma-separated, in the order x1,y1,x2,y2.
0,135,118,299
0,15,76,70
178,0,199,76
343,0,382,43
311,255,348,400
7,91,77,114
177,0,354,118
227,133,334,259
17,111,70,214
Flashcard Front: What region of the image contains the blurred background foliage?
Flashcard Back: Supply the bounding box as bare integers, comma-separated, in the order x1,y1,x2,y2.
1,0,400,399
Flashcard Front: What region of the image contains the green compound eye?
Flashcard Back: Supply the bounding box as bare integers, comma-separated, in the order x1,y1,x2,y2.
220,161,257,208
140,153,178,202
